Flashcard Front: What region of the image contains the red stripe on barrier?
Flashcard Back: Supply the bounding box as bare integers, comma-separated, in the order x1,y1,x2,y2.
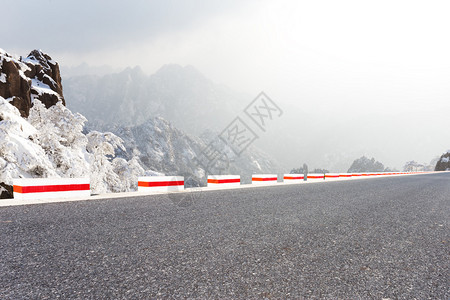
325,175,339,178
284,176,304,180
208,178,240,184
138,181,184,187
340,174,352,177
253,177,277,181
13,184,90,194
308,176,324,179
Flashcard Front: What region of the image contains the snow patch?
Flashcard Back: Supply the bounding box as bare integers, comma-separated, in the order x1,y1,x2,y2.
0,96,157,194
31,79,58,95
441,157,449,163
253,160,262,171
0,73,6,83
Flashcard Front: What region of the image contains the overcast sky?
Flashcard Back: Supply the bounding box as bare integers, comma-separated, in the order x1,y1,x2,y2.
2,0,450,169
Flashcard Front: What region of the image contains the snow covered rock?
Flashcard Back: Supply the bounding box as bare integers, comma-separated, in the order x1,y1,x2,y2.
435,150,450,171
0,48,64,117
0,96,57,198
0,95,154,198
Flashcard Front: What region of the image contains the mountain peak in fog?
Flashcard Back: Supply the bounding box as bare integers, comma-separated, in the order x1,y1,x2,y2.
65,63,244,134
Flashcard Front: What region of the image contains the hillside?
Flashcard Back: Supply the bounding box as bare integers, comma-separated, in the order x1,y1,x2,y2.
0,49,149,198
0,49,279,198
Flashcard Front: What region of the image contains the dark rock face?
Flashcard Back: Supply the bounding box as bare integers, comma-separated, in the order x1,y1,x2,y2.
0,53,32,117
435,152,450,171
0,182,13,199
0,49,64,117
25,50,65,109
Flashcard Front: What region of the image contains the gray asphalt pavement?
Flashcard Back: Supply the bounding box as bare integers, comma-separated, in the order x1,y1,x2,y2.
1,173,449,299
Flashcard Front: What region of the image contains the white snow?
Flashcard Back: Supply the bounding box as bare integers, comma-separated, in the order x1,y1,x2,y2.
441,157,449,163
253,160,262,171
0,96,155,194
31,79,59,96
1,49,156,194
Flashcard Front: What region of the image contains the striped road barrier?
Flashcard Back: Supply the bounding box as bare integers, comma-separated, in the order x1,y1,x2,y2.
325,173,340,180
283,174,305,183
339,173,353,178
252,174,278,184
13,178,90,200
138,176,184,193
307,173,325,180
207,175,240,188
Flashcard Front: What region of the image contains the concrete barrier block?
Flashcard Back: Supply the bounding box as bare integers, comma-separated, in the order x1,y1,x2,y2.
207,175,240,188
138,176,184,193
13,178,90,200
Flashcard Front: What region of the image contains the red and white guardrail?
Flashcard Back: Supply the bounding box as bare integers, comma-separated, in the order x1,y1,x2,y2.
307,173,325,180
207,175,240,187
252,174,278,184
138,176,184,192
13,178,90,200
325,173,340,180
283,174,305,183
6,171,441,201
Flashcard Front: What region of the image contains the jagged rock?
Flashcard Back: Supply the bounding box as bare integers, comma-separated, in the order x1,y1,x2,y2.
0,48,64,117
435,151,450,171
0,182,13,199
24,49,65,108
0,51,32,117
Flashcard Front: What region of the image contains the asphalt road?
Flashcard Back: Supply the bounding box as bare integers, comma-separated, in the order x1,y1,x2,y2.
1,173,449,299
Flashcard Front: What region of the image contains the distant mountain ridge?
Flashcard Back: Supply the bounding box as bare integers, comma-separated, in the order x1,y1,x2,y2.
66,63,280,185
65,64,247,135
89,115,279,187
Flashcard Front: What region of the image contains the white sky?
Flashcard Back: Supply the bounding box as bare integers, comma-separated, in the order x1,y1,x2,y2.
2,0,450,169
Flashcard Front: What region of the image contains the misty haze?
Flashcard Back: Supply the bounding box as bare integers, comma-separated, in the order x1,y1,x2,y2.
1,0,449,299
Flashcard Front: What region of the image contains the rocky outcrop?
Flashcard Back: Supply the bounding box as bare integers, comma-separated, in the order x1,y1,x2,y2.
435,151,450,171
0,50,32,117
0,49,64,117
24,50,65,109
0,49,65,199
0,182,13,199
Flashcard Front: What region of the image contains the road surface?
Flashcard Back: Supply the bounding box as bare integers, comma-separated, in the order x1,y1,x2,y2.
1,173,449,299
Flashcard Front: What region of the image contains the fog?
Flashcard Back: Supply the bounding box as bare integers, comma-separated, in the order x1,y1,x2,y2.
2,0,450,170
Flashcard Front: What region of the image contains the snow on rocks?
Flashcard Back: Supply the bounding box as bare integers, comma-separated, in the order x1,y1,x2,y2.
0,96,157,198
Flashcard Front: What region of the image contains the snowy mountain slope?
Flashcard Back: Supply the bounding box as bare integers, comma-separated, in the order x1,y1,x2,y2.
0,95,150,198
94,117,279,187
0,49,158,199
65,64,281,183
1,48,279,198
